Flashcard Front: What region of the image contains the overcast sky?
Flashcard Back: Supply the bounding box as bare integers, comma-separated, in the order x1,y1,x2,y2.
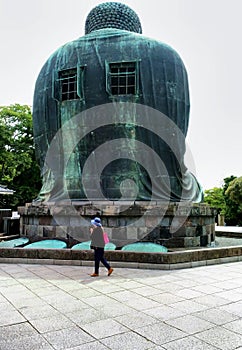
0,0,241,191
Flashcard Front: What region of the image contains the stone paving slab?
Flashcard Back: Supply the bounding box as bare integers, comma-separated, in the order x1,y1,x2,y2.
0,261,242,349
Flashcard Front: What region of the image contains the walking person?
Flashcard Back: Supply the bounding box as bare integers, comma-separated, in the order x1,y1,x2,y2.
89,217,113,277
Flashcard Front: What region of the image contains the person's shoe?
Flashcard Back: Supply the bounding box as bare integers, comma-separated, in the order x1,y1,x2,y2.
108,268,113,276
90,273,99,277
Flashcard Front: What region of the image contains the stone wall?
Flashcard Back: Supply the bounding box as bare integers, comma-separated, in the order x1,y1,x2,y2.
0,245,242,270
18,201,216,248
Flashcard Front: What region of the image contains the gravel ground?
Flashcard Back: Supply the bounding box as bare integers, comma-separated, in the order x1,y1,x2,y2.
215,235,242,247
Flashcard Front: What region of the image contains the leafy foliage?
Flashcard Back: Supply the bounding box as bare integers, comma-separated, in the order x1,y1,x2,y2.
226,177,242,208
0,104,41,209
204,175,242,226
224,176,242,225
222,176,241,226
204,187,226,214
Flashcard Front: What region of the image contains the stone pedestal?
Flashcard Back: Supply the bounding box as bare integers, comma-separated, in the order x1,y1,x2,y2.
18,201,216,249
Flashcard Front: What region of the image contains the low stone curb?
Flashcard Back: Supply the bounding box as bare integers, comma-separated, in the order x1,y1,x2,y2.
0,245,242,269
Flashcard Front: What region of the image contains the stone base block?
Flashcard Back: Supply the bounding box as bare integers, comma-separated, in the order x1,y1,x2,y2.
18,201,216,249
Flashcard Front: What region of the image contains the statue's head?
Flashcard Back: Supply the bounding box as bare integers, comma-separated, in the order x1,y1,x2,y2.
85,2,142,35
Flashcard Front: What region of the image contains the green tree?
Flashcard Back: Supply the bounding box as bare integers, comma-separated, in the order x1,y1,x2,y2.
0,104,41,208
204,187,226,214
226,177,242,207
223,175,240,226
204,175,241,226
225,176,242,225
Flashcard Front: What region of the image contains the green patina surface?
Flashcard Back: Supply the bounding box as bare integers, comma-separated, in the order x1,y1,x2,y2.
33,2,203,203
0,237,29,248
121,242,168,253
25,240,67,249
71,241,116,251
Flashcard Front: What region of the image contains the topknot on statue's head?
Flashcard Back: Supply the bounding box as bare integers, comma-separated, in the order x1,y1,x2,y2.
85,2,142,35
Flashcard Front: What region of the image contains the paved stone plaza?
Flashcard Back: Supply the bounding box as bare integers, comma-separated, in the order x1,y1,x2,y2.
0,262,242,349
